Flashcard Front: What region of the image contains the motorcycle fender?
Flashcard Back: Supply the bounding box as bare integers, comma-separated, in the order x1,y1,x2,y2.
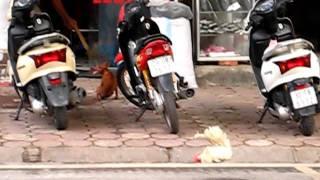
39,73,69,107
296,106,316,117
155,74,175,92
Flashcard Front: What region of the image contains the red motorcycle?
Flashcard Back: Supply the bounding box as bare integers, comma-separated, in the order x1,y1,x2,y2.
116,0,194,134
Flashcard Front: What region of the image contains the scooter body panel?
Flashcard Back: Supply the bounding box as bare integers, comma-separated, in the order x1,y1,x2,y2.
16,43,76,86
261,49,320,92
39,72,69,107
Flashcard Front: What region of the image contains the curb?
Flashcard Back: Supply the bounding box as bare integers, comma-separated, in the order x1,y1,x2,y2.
195,65,256,87
0,163,319,170
5,146,318,164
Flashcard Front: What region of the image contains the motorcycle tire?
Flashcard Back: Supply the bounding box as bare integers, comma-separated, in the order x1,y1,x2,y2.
156,80,179,134
117,62,153,110
53,106,68,130
299,116,315,136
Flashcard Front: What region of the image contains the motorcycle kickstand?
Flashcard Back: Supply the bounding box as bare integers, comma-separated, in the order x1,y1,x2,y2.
14,99,24,121
258,103,268,124
135,106,147,122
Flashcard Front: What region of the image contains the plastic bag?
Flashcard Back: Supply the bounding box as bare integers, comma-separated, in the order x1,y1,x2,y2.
0,0,10,52
150,1,193,20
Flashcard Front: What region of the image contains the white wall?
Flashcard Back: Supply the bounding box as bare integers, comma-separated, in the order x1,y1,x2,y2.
0,0,10,54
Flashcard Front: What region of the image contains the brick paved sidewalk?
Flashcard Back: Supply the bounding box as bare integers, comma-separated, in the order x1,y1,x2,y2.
0,79,319,164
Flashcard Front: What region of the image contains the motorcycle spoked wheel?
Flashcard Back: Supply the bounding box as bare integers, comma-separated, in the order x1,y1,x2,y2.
117,63,153,110
156,80,179,134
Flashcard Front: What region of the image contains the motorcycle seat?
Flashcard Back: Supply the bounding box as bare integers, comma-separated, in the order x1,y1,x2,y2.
18,33,70,55
262,38,314,61
134,34,172,54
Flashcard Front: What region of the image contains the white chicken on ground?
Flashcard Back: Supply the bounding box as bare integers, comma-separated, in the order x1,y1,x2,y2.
194,126,232,163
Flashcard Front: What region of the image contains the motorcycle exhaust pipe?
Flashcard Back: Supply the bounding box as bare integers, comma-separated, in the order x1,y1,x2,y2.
185,89,195,98
29,96,45,114
269,103,290,120
70,87,87,106
177,88,195,99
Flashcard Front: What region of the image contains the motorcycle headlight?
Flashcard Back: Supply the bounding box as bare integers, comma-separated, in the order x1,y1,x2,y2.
14,0,33,8
254,0,275,14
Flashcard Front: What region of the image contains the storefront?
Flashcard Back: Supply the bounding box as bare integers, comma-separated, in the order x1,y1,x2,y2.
192,0,254,64
1,0,319,67
61,0,255,65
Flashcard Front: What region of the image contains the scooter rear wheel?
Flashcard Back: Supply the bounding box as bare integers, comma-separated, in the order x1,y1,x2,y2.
53,106,68,130
299,116,315,136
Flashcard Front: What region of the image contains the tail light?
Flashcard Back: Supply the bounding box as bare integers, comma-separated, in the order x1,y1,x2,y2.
276,55,311,74
47,72,62,86
137,40,173,70
294,84,310,90
32,48,67,68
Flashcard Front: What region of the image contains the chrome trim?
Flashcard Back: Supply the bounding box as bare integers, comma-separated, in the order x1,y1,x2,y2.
263,38,314,61
18,33,70,55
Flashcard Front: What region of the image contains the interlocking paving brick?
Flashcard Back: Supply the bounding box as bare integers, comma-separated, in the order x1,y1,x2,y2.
232,128,260,134
63,140,92,147
274,137,304,147
33,140,62,147
245,139,274,147
124,139,154,147
230,139,244,146
118,128,147,133
237,134,267,140
145,127,168,134
228,124,255,130
33,134,60,141
94,140,123,147
91,133,120,140
32,129,59,134
185,139,211,147
60,132,90,140
303,139,320,147
3,141,31,147
3,134,30,141
155,139,184,148
121,133,150,140
151,134,179,140
89,127,117,133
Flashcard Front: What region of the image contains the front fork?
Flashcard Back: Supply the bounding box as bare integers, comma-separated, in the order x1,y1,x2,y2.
142,70,164,113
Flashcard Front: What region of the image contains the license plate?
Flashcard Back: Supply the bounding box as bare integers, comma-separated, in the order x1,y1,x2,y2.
290,87,318,109
147,56,175,77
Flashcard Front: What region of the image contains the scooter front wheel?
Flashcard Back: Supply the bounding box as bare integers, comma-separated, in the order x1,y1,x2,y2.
53,106,68,130
299,116,315,136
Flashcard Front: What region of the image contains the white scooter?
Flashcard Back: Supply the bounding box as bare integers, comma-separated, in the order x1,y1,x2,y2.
8,0,86,130
246,0,320,136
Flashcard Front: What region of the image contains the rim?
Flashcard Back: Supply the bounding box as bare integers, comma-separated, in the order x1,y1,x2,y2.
123,70,135,95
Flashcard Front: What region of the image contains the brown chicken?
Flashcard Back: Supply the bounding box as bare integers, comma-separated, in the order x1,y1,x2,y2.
91,63,118,101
